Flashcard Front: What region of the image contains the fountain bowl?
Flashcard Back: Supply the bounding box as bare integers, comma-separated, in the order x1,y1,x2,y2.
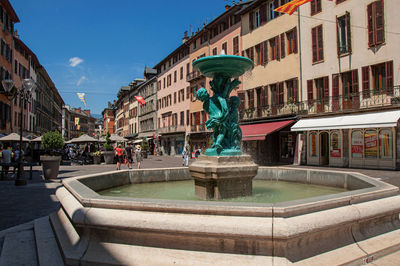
193,55,254,78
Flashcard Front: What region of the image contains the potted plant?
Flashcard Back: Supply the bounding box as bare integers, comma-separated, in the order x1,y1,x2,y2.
103,132,114,164
41,131,64,179
91,150,102,164
141,138,150,159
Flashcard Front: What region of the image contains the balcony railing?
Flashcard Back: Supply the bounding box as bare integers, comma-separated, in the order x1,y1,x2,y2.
190,123,208,133
158,125,186,134
186,71,203,82
239,86,400,121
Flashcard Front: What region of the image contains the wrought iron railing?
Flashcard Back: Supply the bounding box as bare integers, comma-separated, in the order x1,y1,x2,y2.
239,86,400,121
190,123,208,132
186,71,203,82
158,125,186,134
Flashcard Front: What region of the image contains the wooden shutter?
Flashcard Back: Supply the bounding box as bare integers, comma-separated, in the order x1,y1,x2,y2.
332,74,339,99
362,66,370,98
375,0,385,44
312,27,317,62
294,27,298,54
352,69,359,94
346,12,352,53
260,4,266,24
323,76,329,100
294,78,298,102
278,82,284,105
276,36,280,61
336,15,340,56
367,3,374,46
280,33,285,58
262,41,268,65
264,86,269,106
311,0,315,15
386,61,393,95
307,80,313,105
317,25,323,61
249,11,254,31
260,87,265,106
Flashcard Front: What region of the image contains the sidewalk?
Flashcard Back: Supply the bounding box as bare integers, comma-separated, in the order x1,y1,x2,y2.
0,157,398,231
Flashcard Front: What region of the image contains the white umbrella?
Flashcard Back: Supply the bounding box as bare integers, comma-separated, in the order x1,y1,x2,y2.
31,136,42,142
0,133,30,142
70,134,98,143
110,134,127,142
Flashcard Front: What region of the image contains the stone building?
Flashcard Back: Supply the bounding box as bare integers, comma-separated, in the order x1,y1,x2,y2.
102,101,116,135
292,0,400,170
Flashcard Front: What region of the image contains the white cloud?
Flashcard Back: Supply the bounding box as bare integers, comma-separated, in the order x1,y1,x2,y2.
77,76,87,86
69,57,84,67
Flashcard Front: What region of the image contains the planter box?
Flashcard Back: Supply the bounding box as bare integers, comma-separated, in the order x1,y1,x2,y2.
40,155,61,179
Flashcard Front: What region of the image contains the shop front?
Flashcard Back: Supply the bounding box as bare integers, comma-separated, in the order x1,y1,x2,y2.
240,120,296,165
291,110,400,170
160,133,185,156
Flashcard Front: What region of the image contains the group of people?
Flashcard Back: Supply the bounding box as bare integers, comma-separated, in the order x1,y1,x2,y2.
0,144,24,178
114,143,143,170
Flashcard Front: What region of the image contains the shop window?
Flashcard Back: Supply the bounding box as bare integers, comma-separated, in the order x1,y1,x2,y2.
351,130,363,158
364,129,378,158
309,132,318,157
379,129,392,159
330,131,341,157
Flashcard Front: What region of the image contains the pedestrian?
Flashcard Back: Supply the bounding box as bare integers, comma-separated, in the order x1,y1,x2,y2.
195,146,201,158
182,145,189,166
135,145,143,169
1,144,11,178
114,144,124,170
125,143,134,169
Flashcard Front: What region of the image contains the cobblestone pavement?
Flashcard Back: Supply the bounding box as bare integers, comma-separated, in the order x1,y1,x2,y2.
0,156,398,231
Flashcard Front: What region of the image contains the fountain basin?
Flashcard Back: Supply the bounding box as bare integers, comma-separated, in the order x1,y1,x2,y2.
52,167,400,265
192,55,253,78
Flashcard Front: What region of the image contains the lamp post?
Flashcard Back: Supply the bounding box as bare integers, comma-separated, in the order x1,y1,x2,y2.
1,79,36,186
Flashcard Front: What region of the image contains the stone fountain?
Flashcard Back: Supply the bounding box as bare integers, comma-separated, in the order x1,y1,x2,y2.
189,53,258,200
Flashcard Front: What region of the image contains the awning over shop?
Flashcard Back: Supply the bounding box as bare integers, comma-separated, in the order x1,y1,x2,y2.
291,110,400,132
240,120,295,141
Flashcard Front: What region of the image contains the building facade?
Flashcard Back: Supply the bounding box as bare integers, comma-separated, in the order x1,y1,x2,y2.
239,0,300,165
0,0,18,135
292,0,400,170
102,101,116,135
155,38,191,155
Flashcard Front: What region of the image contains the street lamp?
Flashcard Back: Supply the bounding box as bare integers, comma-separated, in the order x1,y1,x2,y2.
1,78,36,186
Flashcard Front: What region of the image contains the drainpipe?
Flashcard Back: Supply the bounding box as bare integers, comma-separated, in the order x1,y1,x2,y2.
298,8,303,105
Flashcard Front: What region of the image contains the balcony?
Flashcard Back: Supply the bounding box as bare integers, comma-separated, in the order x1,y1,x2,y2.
186,71,203,82
239,86,400,121
190,124,208,133
158,125,186,134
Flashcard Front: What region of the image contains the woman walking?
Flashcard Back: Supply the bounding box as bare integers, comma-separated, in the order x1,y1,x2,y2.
114,144,124,170
182,145,189,166
135,145,143,169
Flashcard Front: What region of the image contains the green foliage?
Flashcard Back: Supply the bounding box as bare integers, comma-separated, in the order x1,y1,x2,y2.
141,137,150,151
104,131,113,151
42,131,64,150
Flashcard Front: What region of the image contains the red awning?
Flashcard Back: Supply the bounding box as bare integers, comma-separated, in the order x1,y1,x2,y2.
240,120,295,141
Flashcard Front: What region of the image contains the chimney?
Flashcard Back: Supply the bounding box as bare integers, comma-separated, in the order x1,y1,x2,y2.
225,5,231,11
182,31,189,44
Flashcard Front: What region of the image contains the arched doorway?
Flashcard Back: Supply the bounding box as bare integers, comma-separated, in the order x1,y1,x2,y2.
319,132,329,165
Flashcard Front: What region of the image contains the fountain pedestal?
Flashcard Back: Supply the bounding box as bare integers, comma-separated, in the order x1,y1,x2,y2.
189,155,258,200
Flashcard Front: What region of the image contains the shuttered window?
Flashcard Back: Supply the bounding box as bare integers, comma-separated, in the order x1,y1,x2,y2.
362,66,370,98
280,33,285,58
307,80,314,105
367,0,385,47
248,89,254,108
233,36,239,55
310,0,322,16
312,25,324,63
278,82,284,106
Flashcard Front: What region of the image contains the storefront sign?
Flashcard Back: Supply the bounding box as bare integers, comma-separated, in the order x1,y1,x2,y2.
351,131,363,158
364,131,377,158
330,132,341,158
330,149,341,157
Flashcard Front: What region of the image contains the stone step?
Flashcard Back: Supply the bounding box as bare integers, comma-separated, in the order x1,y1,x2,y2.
0,229,38,266
81,241,271,266
34,216,64,266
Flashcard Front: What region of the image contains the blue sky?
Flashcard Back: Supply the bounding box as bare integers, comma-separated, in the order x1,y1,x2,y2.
11,0,234,115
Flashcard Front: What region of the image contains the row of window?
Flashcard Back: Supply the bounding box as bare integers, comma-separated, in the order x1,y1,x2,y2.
158,87,191,110
14,60,29,79
0,38,12,63
244,27,297,65
238,78,299,110
309,128,393,160
307,60,393,103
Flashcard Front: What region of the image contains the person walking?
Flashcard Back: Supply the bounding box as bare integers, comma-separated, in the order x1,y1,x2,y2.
135,145,143,169
125,143,134,169
182,145,189,166
114,144,124,170
1,144,12,178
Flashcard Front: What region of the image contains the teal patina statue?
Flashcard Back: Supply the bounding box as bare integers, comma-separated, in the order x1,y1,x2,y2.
193,54,253,156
